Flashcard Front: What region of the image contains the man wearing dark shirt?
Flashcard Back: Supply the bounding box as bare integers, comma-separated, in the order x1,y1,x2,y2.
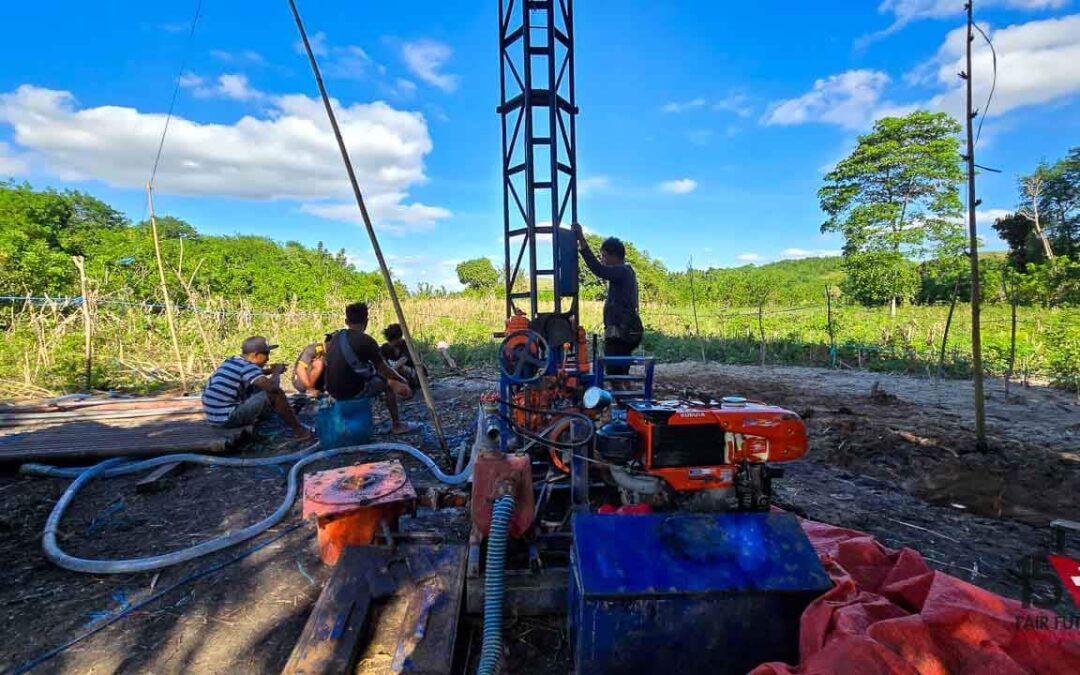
573,223,642,376
324,302,419,435
380,323,423,391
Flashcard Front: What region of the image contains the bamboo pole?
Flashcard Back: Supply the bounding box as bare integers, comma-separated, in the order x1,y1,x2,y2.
146,183,188,392
938,277,960,380
963,0,988,451
72,256,93,390
758,301,766,366
825,285,837,368
688,258,705,363
289,0,447,450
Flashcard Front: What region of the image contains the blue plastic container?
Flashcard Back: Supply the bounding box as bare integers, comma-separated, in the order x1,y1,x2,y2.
315,398,373,449
569,511,833,675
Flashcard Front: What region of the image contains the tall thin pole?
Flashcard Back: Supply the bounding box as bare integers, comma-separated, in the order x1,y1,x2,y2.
688,258,705,363
147,184,188,392
963,1,988,451
289,0,447,450
73,256,93,390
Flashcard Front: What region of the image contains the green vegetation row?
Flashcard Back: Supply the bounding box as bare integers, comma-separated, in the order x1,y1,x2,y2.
2,296,1076,398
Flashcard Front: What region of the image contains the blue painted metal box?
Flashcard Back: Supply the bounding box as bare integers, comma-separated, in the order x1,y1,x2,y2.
569,512,832,675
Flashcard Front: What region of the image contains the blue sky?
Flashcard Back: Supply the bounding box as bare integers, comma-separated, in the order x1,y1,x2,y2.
2,0,1079,290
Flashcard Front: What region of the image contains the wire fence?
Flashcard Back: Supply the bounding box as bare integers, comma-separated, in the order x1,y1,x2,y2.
0,292,1076,397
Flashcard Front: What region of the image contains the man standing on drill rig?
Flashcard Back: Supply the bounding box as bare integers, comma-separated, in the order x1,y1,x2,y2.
573,223,643,376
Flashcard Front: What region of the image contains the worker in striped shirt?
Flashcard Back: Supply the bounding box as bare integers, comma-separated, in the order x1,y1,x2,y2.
201,336,314,441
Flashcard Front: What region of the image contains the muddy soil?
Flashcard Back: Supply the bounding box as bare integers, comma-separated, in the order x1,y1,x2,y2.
1,366,1077,674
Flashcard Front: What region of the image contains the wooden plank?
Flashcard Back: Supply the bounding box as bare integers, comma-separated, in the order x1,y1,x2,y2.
356,545,467,675
283,547,397,675
0,420,246,462
136,462,183,493
0,407,201,426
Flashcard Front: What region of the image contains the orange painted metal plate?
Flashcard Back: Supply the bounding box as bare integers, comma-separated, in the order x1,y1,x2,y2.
303,460,417,565
303,460,415,520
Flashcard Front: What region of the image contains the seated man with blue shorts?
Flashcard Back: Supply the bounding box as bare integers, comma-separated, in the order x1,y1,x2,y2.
202,336,313,441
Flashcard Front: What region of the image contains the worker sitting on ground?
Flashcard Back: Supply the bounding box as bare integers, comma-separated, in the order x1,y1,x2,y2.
202,336,314,441
325,302,420,435
380,323,424,392
292,334,331,396
573,223,643,378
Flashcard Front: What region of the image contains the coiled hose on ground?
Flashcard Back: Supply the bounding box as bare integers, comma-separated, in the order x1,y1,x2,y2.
20,442,474,575
477,493,515,675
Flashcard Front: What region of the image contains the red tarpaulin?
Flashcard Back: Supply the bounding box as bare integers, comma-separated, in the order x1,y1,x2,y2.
752,519,1080,675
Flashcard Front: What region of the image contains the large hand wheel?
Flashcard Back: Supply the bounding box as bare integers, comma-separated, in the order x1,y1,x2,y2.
499,329,552,384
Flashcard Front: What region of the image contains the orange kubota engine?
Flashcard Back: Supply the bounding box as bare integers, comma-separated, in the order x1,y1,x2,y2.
598,397,807,511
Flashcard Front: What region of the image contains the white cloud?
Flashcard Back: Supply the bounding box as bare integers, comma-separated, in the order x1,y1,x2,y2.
178,71,204,88
661,98,705,113
182,72,265,101
772,15,1080,132
736,253,762,262
579,175,610,195
712,93,753,117
921,15,1080,120
210,49,265,65
659,178,698,194
975,208,1014,225
300,196,451,234
379,254,465,291
871,0,1068,38
781,248,842,259
0,84,449,234
401,40,459,92
762,70,892,130
216,74,263,101
0,141,28,175
325,46,373,80
296,31,329,57
393,79,417,97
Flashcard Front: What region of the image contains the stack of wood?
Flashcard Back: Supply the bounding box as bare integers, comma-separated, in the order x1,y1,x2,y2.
0,394,247,462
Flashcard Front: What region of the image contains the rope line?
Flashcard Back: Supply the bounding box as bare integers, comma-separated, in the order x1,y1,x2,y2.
149,0,204,188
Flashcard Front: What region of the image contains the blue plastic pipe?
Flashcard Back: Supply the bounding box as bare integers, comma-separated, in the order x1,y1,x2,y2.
22,442,474,575
477,494,515,675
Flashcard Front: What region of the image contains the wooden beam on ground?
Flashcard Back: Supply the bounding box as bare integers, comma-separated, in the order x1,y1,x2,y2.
136,462,184,493
0,420,247,462
282,546,396,675
357,544,467,675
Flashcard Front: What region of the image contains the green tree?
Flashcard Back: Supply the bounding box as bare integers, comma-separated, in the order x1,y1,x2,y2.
1025,148,1079,260
0,181,129,293
456,257,500,291
819,111,965,313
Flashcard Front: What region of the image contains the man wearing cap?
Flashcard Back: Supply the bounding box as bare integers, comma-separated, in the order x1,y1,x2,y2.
202,336,313,440
324,302,420,435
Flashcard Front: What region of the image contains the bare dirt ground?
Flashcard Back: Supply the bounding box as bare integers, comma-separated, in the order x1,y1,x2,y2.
1,365,1077,674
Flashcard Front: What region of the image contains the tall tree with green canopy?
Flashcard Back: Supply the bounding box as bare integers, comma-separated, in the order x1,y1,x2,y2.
819,111,965,313
455,257,500,291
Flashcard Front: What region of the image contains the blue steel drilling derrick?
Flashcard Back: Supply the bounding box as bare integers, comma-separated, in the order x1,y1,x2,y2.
498,0,580,326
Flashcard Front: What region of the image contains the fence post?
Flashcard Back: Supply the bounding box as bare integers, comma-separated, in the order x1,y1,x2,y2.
1004,272,1018,397
688,258,705,363
72,256,93,390
146,183,188,392
825,285,837,368
758,301,766,366
938,277,961,380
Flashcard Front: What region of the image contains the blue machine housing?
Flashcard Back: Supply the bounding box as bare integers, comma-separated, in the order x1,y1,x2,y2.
569,511,832,675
